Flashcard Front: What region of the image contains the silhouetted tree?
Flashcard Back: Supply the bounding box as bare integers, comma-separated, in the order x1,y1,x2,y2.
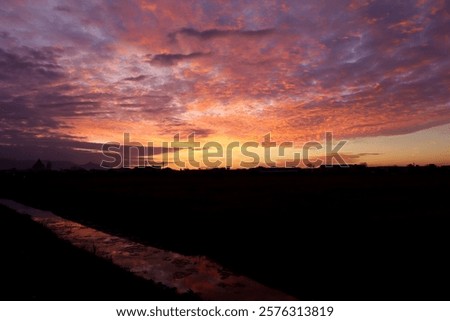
32,159,45,171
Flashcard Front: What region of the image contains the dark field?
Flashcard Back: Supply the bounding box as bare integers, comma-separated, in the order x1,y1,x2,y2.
1,166,449,300
0,205,194,300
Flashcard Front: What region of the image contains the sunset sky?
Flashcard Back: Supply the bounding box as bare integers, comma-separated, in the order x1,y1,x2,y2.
0,0,449,167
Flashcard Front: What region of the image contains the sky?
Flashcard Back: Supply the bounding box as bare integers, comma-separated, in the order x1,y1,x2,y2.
0,0,449,167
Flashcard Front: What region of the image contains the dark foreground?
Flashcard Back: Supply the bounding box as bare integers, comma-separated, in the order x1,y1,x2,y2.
1,165,449,300
0,205,195,300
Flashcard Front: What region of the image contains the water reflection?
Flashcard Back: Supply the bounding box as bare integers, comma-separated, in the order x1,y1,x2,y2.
0,199,293,300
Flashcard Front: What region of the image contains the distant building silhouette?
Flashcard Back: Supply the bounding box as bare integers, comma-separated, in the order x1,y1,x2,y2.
32,159,46,171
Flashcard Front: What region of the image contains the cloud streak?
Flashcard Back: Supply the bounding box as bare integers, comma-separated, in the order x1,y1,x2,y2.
169,27,275,41
147,52,210,66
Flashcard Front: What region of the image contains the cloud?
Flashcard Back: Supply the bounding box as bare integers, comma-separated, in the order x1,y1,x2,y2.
0,46,64,83
122,75,147,82
117,94,177,114
169,27,275,41
183,128,215,138
356,153,382,157
53,5,72,13
0,0,449,164
339,152,383,162
147,52,210,66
